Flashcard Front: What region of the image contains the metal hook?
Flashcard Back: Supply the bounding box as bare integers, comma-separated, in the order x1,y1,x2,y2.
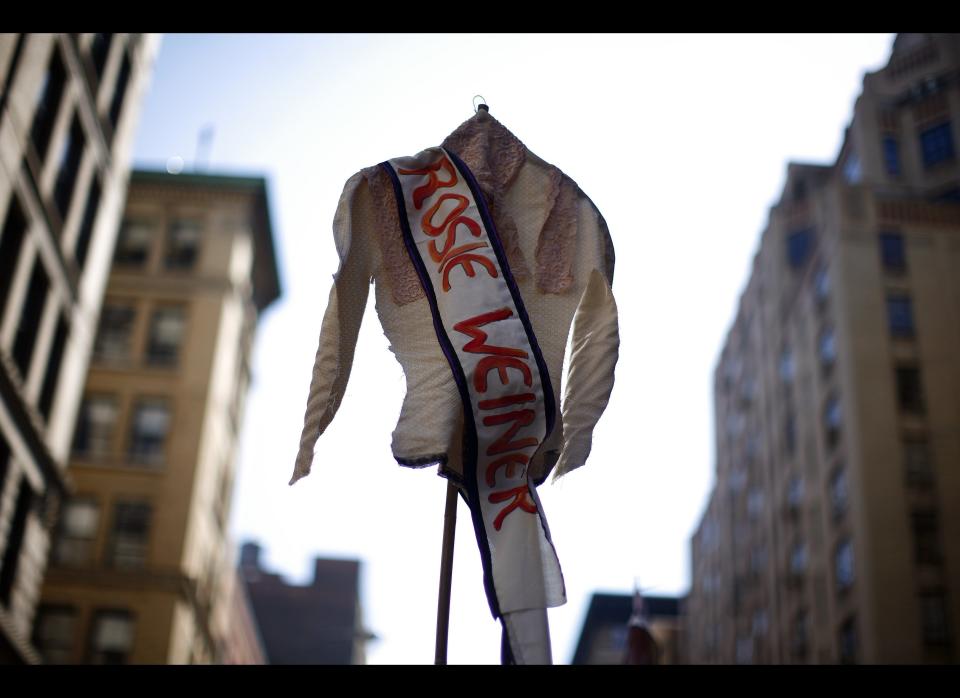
473,95,489,113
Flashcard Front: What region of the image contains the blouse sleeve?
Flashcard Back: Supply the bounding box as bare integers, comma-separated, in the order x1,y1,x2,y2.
552,219,620,480
290,172,374,485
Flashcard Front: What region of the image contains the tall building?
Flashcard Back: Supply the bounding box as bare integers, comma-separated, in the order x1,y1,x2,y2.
0,33,158,664
686,33,960,665
34,169,281,663
240,542,371,665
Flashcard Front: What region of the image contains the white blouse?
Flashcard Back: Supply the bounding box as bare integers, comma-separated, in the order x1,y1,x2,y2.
291,110,619,488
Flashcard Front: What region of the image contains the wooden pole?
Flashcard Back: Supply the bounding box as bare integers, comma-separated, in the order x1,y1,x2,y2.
435,480,459,664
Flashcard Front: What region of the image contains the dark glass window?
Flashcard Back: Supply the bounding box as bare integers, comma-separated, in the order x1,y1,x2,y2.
146,306,185,366
88,610,134,664
0,478,35,606
825,397,842,449
830,468,848,518
792,611,808,658
780,348,794,383
30,47,67,164
53,114,85,220
920,593,951,646
114,219,153,266
0,435,10,508
813,265,830,304
164,220,200,270
38,314,69,420
0,196,27,324
53,498,100,566
896,365,925,414
883,136,900,176
787,228,813,270
128,401,170,465
920,123,955,169
784,413,796,456
90,33,113,82
108,501,151,569
887,295,915,338
790,541,807,576
33,605,77,664
819,326,837,368
912,511,942,565
839,617,857,664
13,256,50,379
93,304,136,362
72,395,117,458
879,232,906,272
74,175,101,271
905,438,934,487
787,474,804,510
108,52,131,131
835,539,855,592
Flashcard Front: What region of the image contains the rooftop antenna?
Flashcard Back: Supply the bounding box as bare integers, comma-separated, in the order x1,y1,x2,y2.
194,123,215,171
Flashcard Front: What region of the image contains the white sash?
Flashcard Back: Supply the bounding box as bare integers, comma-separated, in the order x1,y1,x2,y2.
381,147,565,661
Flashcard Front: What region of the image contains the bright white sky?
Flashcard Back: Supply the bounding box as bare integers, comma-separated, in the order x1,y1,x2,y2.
131,33,895,664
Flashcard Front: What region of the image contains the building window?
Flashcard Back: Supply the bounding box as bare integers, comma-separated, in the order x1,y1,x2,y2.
843,152,862,183
787,474,804,511
879,232,906,272
813,265,830,304
747,487,764,521
780,348,795,383
904,438,934,487
38,314,69,420
33,606,77,664
108,51,132,131
88,610,134,664
787,228,814,270
735,635,753,665
830,467,848,518
74,175,101,271
0,435,10,504
883,136,900,176
30,46,67,164
920,593,951,646
89,33,113,83
790,541,807,576
53,498,100,566
784,413,796,456
887,295,914,338
819,326,837,369
792,610,808,659
165,219,201,270
128,401,170,465
752,609,769,637
0,478,35,606
146,306,186,366
108,501,151,569
93,304,136,362
72,395,117,458
0,196,27,326
835,539,855,593
53,114,85,220
912,511,942,566
919,122,955,169
839,617,857,664
895,365,925,414
729,467,747,495
825,397,842,449
13,256,50,379
114,219,153,266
